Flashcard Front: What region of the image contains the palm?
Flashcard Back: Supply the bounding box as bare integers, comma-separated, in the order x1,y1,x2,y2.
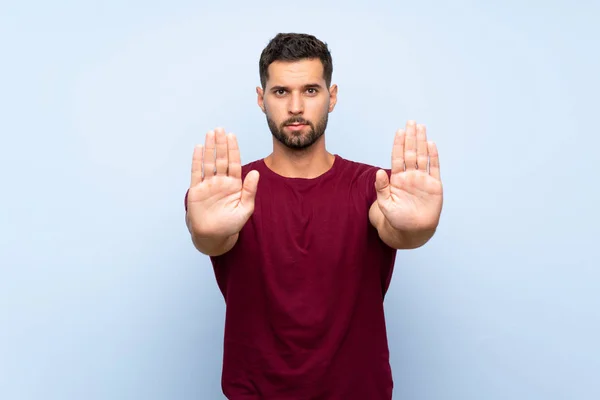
376,121,443,232
187,128,259,239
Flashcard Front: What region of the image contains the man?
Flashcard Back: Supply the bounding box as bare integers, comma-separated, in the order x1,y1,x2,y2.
184,33,443,399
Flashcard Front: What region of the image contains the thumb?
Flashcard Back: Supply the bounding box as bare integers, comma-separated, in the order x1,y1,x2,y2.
374,169,391,201
241,170,260,208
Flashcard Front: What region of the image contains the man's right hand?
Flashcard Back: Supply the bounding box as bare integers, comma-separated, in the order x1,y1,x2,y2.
186,127,260,254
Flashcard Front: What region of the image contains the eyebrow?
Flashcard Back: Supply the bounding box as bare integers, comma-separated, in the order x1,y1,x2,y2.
270,83,324,91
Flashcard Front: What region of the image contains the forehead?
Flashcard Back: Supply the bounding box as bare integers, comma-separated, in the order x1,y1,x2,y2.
266,59,325,88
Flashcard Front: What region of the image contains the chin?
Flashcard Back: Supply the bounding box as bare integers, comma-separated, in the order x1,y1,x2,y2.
286,134,321,150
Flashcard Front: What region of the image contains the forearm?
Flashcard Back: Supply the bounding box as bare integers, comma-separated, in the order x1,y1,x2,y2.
186,213,239,256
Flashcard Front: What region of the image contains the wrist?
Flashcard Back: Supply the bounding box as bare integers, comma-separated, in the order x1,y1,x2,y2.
381,217,437,249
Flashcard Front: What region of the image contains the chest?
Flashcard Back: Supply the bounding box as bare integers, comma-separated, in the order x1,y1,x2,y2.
236,183,371,275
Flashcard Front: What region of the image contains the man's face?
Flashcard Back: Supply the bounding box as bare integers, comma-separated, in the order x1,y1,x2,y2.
257,59,338,150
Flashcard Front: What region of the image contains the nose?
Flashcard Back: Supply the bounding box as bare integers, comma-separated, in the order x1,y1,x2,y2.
288,92,304,115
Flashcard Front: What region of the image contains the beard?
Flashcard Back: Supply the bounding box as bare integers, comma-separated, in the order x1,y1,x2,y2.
266,110,329,150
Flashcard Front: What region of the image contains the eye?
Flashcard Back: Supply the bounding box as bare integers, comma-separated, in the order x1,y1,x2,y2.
306,88,318,95
274,89,286,96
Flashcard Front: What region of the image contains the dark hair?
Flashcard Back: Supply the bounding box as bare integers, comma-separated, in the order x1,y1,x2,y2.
259,33,333,89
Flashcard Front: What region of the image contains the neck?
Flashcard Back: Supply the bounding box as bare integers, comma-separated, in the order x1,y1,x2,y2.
264,136,335,179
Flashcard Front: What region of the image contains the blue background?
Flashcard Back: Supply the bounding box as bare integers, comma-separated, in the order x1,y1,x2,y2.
1,1,598,399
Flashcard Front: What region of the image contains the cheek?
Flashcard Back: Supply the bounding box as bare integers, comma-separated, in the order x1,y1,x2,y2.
308,100,330,118
265,106,286,125
265,101,284,116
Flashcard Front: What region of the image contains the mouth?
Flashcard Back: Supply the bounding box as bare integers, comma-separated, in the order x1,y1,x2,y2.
285,123,308,131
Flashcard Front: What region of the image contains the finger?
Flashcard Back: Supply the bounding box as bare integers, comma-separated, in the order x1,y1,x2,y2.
204,130,216,178
404,120,417,170
240,170,260,210
391,129,405,174
374,169,391,201
227,133,242,179
428,141,441,180
416,124,428,172
215,127,228,175
190,144,204,187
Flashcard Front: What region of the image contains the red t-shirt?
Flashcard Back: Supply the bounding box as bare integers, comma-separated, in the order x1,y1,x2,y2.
186,154,397,399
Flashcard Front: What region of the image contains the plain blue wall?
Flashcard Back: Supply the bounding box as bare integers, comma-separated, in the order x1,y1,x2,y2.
1,1,598,399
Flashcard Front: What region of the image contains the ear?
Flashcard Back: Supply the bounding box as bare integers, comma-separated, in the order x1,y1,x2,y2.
256,86,266,114
328,84,338,113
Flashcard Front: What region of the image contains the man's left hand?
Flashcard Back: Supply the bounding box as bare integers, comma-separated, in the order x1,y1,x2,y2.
374,120,444,235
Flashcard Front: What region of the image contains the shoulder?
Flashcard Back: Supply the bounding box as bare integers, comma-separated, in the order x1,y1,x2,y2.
241,159,264,178
336,155,390,180
336,155,390,204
